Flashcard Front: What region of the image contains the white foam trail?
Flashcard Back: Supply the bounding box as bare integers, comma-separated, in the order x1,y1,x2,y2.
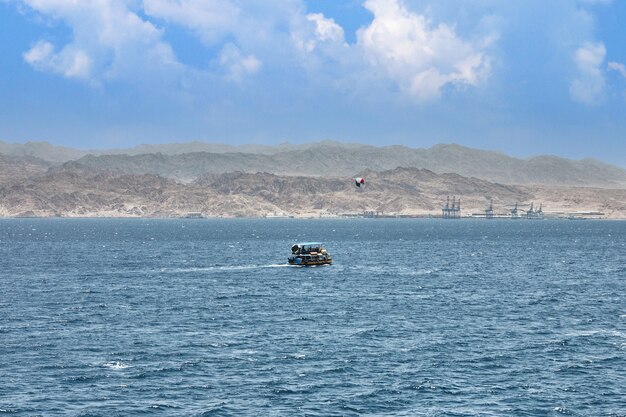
160,264,291,274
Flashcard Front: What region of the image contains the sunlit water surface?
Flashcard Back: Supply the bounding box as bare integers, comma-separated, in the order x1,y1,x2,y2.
1,218,625,416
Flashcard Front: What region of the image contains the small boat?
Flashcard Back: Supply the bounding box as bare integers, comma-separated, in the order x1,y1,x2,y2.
288,242,333,266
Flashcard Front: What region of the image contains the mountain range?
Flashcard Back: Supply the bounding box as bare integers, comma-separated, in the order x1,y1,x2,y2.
0,140,624,218
2,140,625,188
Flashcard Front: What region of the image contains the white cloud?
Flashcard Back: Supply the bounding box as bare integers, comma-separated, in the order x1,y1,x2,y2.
144,0,313,82
292,12,347,57
307,13,345,44
219,43,262,83
18,0,181,84
23,40,54,64
24,40,92,80
356,0,492,102
12,0,620,110
15,0,496,101
608,61,626,79
16,0,332,87
142,0,240,45
570,42,606,105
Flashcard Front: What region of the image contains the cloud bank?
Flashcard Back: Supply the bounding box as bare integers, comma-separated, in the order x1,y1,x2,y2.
14,0,496,101
9,0,619,107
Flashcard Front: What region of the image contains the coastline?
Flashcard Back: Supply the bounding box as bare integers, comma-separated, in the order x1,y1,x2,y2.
1,214,624,220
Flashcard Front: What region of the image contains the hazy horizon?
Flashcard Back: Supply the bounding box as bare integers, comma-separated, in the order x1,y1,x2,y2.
2,138,626,169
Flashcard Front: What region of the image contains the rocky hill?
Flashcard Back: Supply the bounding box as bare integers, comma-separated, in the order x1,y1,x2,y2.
1,163,624,218
0,154,52,182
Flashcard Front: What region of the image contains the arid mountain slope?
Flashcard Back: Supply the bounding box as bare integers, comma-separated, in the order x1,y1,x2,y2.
0,154,52,182
1,165,623,218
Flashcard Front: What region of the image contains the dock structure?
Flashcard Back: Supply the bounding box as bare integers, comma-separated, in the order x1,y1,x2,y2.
566,211,605,219
442,196,461,219
485,199,494,219
526,202,544,219
363,210,384,218
184,212,204,219
510,202,519,219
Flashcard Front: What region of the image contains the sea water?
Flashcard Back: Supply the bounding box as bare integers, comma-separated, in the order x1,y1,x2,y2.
0,218,625,416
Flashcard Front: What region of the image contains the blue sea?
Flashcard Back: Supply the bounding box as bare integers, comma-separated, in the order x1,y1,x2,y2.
1,218,625,416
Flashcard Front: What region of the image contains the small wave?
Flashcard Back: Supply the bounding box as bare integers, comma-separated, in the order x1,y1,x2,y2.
562,329,626,339
150,404,182,410
196,403,235,416
556,363,590,374
320,365,355,374
103,361,130,370
611,330,626,338
63,374,100,383
349,327,383,338
398,268,434,276
280,353,307,361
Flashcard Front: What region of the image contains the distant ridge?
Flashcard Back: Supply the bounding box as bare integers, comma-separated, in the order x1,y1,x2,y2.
1,139,625,188
0,140,86,163
0,139,310,161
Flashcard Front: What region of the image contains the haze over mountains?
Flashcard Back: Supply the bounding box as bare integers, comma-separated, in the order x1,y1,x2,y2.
2,140,626,188
0,139,625,218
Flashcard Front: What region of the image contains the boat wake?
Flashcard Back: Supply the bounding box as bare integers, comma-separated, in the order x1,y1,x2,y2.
160,264,290,274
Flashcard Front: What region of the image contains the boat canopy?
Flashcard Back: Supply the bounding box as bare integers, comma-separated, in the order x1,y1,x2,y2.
296,242,324,246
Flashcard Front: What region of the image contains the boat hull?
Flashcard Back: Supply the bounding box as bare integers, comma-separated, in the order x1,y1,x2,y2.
288,256,332,266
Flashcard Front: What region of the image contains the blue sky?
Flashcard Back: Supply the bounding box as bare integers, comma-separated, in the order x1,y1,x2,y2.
1,0,626,166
